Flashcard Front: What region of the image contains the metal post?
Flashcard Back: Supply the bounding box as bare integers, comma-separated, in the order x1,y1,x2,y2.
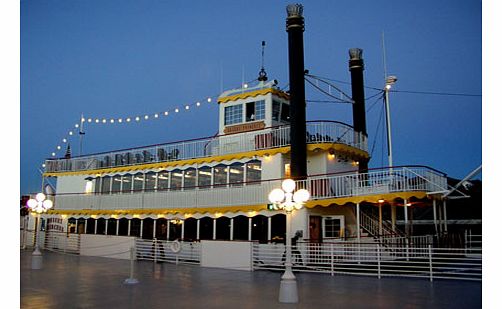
181,221,185,240
196,219,200,241
391,205,396,232
404,201,409,236
127,219,131,236
378,204,383,237
84,219,88,235
330,243,334,276
268,217,272,242
230,218,234,241
279,209,298,303
116,219,119,236
356,203,361,241
124,247,139,284
428,245,433,282
384,88,393,167
377,244,381,279
442,200,448,232
153,220,157,239
213,218,217,240
432,199,438,235
105,219,108,235
139,220,144,238
248,217,252,241
31,214,43,269
166,220,170,240
153,238,157,263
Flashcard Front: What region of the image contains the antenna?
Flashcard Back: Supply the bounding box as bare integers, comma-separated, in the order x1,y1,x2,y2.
257,41,268,81
382,31,388,80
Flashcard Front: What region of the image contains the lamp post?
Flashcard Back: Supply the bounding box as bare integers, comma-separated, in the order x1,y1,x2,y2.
268,179,310,303
384,75,397,167
26,193,54,269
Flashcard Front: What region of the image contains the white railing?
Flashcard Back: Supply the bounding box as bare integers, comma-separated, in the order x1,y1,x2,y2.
252,242,481,281
295,166,448,200
359,211,404,237
52,166,446,212
45,121,367,173
135,238,200,265
43,230,80,254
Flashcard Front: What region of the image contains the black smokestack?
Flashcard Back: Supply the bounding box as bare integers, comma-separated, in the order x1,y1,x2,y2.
286,4,307,180
349,48,368,172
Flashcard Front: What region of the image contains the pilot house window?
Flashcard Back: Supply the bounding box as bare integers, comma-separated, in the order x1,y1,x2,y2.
224,104,243,125
246,100,265,122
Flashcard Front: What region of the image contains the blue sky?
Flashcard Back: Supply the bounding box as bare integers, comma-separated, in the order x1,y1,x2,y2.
20,0,482,194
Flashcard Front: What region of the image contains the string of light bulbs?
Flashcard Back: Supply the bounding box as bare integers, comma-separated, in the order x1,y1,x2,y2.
41,94,217,169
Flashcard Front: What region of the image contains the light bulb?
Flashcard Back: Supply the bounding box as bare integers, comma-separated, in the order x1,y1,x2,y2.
282,179,296,193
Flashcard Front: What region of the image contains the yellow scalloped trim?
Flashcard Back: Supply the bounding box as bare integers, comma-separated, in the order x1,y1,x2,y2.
304,191,428,208
47,204,268,217
218,88,289,104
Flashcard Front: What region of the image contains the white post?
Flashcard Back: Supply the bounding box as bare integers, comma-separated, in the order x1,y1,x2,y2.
196,219,200,240
116,219,119,236
248,217,252,241
404,201,409,236
127,220,131,236
442,200,448,232
279,210,298,303
105,219,108,235
330,243,334,276
166,220,170,240
31,214,43,270
94,220,98,235
378,204,383,237
213,219,217,240
230,218,234,241
181,221,185,240
356,203,361,241
84,219,88,234
139,220,144,238
377,244,381,279
391,205,396,232
384,88,393,167
153,220,157,239
432,199,438,235
268,217,272,242
124,247,139,284
428,245,433,282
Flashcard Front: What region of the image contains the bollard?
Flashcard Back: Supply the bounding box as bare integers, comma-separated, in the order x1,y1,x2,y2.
124,246,139,284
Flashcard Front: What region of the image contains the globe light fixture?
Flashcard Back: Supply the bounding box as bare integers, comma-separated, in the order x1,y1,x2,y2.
268,179,310,303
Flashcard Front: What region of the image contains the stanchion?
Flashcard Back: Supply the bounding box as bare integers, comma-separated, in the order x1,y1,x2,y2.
124,246,139,285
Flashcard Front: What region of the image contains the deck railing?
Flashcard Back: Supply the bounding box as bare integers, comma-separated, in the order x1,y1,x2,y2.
52,166,447,213
252,242,481,281
44,121,367,173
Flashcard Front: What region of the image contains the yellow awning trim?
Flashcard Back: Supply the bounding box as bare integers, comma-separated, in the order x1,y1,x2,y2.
218,88,289,104
304,191,428,208
43,143,369,177
47,204,267,217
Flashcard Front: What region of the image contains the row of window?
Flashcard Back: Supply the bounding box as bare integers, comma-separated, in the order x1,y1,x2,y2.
91,160,262,194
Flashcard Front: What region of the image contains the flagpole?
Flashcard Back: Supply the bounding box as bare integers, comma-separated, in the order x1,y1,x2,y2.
79,113,85,156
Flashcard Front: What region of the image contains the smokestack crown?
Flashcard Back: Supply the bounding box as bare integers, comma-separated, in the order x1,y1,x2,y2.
287,4,303,18
349,48,364,70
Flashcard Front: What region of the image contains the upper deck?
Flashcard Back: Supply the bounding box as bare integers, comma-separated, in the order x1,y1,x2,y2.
44,120,368,175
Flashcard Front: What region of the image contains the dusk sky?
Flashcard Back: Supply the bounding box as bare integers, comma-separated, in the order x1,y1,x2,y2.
20,0,482,195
